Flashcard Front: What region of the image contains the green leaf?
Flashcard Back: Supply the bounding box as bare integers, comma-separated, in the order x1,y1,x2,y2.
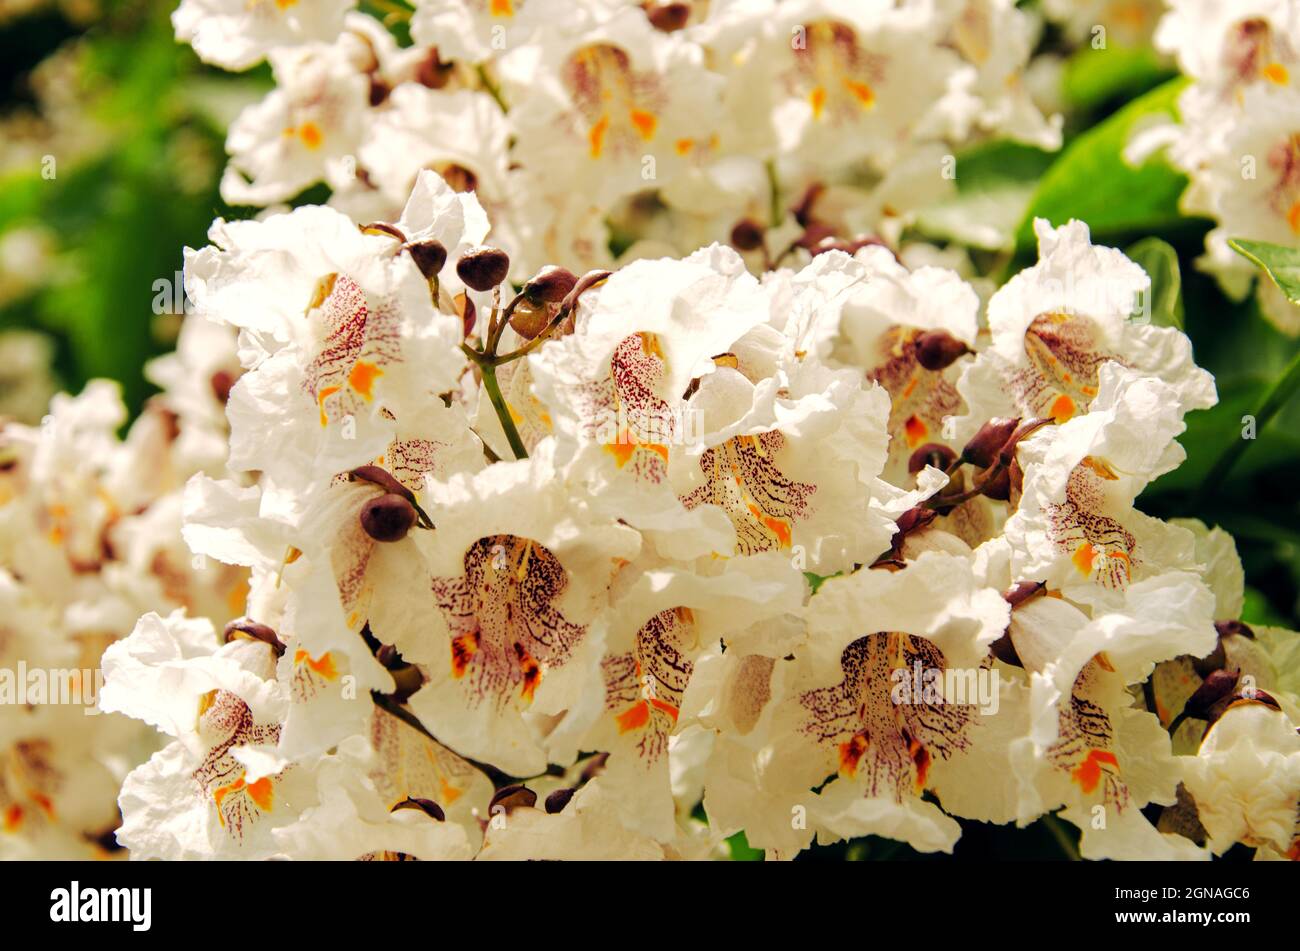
1229,238,1300,305
1061,45,1175,111
1014,78,1193,257
725,830,764,861
1125,236,1183,329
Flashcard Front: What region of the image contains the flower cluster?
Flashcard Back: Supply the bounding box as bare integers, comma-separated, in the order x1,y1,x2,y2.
88,167,1300,861
178,0,1061,279
1129,0,1300,333
0,313,246,858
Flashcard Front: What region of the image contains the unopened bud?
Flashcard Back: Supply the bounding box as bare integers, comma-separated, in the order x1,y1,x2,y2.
210,370,236,405
222,619,286,657
523,265,578,305
544,787,575,814
988,631,1023,668
559,269,612,314
978,464,1011,502
508,297,554,340
406,239,447,279
489,784,537,815
1214,619,1255,640
961,417,1019,468
913,330,970,372
1185,669,1239,720
908,442,957,475
456,245,510,291
360,493,417,542
646,1,690,31
729,218,765,252
1003,580,1046,608
391,797,445,821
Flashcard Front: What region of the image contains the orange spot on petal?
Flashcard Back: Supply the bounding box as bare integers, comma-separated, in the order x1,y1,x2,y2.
809,85,827,119
903,414,928,448
1071,749,1119,794
1072,542,1097,576
348,359,382,400
629,108,658,140
616,700,650,733
1050,393,1076,423
588,115,610,159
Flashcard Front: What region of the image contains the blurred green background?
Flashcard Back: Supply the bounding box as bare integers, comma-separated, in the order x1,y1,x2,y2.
1,0,1298,861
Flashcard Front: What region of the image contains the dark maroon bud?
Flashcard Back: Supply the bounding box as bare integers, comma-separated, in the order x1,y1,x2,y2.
523,265,578,305
210,369,236,405
645,1,690,31
406,239,447,280
456,245,510,291
978,464,1011,502
1192,639,1228,678
1214,619,1255,640
361,221,406,242
799,224,837,252
391,797,445,821
350,465,415,503
961,417,1020,468
890,505,937,556
489,784,537,815
908,442,957,475
1185,669,1239,719
368,76,390,107
559,269,612,314
416,49,454,89
988,630,1023,668
360,493,417,542
996,418,1053,470
792,183,825,228
508,298,553,340
544,787,576,814
1003,580,1046,608
729,218,766,252
913,330,971,372
222,619,286,657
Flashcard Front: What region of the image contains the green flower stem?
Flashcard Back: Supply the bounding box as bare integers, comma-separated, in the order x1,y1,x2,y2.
1199,346,1300,501
479,360,529,460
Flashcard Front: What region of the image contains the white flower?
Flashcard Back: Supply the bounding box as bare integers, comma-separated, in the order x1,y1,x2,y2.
173,0,357,71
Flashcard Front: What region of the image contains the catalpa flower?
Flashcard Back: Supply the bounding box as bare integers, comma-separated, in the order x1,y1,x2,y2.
173,0,356,71
958,219,1216,434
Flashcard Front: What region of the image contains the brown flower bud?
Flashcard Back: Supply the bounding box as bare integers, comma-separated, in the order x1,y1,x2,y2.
1214,619,1255,640
544,787,575,814
1185,669,1239,720
489,784,537,815
350,465,416,503
988,631,1023,668
523,265,578,305
210,370,236,405
508,297,554,340
913,330,971,372
360,493,417,542
222,619,286,657
978,464,1011,502
391,797,445,821
1003,580,1046,608
729,218,765,252
792,183,824,228
558,268,612,315
416,49,454,89
907,442,957,475
368,77,390,107
961,417,1020,468
406,239,447,280
646,1,690,32
456,245,510,291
